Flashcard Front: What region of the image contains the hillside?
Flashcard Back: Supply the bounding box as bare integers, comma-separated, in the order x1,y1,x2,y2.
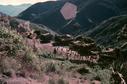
86,15,127,48
0,4,31,16
0,13,127,83
0,0,127,83
85,15,127,64
18,0,127,35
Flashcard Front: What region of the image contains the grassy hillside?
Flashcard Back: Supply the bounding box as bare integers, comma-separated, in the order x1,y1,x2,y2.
0,16,126,83
0,26,127,83
86,15,127,48
0,25,114,84
1,12,127,83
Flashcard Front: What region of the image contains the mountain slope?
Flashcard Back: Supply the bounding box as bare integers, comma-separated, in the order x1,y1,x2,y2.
0,14,114,84
18,0,127,35
0,4,31,16
1,9,127,83
86,15,127,48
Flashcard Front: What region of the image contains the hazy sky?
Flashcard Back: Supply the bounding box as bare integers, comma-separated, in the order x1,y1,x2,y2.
0,0,56,5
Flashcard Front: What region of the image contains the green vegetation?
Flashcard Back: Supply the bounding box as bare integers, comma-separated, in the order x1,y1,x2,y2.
87,15,127,47
0,14,127,83
0,26,41,73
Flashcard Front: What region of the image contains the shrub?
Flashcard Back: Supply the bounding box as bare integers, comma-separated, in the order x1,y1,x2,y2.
0,26,41,73
48,79,56,84
57,78,69,84
82,65,113,84
44,62,60,73
111,61,127,83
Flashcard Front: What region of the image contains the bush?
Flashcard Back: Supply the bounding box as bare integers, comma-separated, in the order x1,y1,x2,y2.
83,65,113,84
0,26,41,73
111,61,127,83
44,62,60,73
48,79,56,84
57,78,69,84
0,27,23,57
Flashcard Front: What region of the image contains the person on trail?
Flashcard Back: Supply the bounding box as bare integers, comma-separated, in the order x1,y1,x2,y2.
53,48,57,54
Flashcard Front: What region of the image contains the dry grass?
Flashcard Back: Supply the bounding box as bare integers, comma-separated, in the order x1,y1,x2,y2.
0,25,126,84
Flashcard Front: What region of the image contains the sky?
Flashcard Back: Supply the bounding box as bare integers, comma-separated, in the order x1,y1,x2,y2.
0,0,56,5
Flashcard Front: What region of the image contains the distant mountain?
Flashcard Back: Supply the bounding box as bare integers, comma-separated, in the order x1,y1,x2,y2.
18,0,127,35
0,12,7,16
0,4,31,16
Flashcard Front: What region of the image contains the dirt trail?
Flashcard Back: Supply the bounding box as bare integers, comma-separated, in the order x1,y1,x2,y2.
27,40,99,63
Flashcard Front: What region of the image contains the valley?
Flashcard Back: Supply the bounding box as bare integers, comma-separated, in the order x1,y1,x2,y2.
0,0,127,84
